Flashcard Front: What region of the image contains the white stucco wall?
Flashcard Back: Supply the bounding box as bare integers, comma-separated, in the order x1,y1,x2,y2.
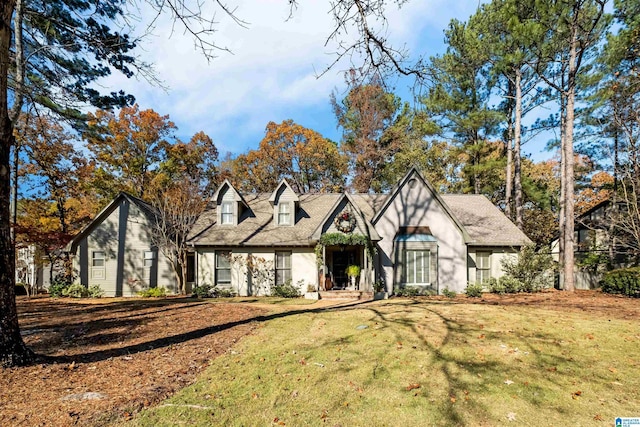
467,247,518,285
374,174,468,293
197,248,317,296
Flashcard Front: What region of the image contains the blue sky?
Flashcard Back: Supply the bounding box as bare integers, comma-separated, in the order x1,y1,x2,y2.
103,0,554,162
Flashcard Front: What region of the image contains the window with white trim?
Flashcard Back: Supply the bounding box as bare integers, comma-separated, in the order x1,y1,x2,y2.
405,250,429,284
278,203,291,225
143,251,155,267
215,251,231,286
275,251,292,285
476,252,491,283
92,251,105,267
221,201,233,225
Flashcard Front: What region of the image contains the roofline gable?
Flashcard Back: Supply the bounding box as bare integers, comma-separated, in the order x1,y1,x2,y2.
371,167,471,243
268,179,300,203
311,193,381,241
212,179,249,208
66,192,155,252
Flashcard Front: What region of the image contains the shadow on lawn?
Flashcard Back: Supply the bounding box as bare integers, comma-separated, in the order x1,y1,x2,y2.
352,300,583,424
26,297,593,424
33,299,371,365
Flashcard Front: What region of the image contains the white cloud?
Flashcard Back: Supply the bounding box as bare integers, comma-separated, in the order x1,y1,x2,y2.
100,0,512,157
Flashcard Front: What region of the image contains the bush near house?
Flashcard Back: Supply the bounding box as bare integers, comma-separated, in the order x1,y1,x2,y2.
138,287,167,298
465,283,483,297
62,283,89,298
272,280,301,298
600,267,640,298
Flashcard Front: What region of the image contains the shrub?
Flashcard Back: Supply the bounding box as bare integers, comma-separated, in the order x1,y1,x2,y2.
486,276,524,294
485,277,505,294
88,285,104,298
138,287,167,297
49,274,72,297
601,268,640,298
272,280,301,298
501,245,554,292
465,283,483,298
193,283,214,298
395,286,420,297
214,288,236,298
441,288,457,298
502,276,523,293
63,283,89,298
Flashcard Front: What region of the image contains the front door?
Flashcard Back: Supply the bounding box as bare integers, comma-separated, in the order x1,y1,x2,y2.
332,249,357,289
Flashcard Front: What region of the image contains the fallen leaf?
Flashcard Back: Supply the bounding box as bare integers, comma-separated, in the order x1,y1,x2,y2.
593,414,604,421
608,367,617,373
585,334,595,340
406,383,421,391
478,334,485,339
572,391,582,399
450,396,456,403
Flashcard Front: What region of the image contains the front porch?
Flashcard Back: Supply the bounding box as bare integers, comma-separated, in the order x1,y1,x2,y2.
318,244,375,292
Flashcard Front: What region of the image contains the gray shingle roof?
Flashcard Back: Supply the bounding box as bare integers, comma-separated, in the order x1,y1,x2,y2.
190,193,342,247
441,194,532,246
189,191,531,248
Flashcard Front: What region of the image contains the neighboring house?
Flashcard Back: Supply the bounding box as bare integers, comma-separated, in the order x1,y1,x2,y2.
552,199,632,290
66,193,177,297
15,244,59,293
189,168,531,296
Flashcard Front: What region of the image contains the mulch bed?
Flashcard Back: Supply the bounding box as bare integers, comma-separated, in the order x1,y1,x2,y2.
0,297,268,426
0,291,637,426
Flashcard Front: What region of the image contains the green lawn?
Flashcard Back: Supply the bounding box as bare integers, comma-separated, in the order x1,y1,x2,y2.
130,299,640,426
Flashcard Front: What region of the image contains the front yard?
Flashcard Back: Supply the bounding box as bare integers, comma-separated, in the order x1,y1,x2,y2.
1,291,639,426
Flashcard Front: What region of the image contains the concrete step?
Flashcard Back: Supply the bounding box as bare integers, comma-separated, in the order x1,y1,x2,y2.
319,290,374,301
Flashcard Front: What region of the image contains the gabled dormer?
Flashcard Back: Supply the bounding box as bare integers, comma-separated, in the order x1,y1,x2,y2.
212,180,248,226
269,179,299,226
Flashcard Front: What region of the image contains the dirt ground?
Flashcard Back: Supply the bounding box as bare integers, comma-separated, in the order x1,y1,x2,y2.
0,297,270,426
0,290,638,426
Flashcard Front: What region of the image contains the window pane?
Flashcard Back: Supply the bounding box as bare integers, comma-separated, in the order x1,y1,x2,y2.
216,252,230,268
221,202,233,224
215,251,231,285
92,252,105,267
217,269,231,284
278,203,290,225
275,251,292,285
405,250,429,284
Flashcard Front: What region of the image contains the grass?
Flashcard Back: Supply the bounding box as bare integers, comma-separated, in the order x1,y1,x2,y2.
130,299,640,426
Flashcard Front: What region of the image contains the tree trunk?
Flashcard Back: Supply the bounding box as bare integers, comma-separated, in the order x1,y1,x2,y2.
504,81,514,220
1,0,33,367
514,69,524,229
562,29,578,292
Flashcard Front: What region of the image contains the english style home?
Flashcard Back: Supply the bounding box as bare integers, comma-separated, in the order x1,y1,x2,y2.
67,168,531,297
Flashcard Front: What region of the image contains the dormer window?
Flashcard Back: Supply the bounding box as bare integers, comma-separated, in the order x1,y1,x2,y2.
221,201,234,225
278,202,291,225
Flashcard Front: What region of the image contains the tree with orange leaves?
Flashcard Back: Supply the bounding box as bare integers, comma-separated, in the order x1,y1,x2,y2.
231,120,347,193
85,104,176,200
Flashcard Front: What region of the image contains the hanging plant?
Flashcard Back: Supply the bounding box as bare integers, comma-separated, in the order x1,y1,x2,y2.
334,209,357,233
